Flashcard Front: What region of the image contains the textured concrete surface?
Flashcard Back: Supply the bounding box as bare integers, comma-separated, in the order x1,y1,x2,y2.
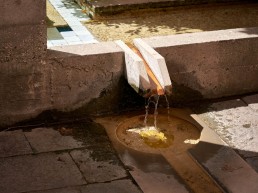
1,0,45,26
0,0,47,126
24,128,83,153
0,152,86,193
30,187,81,193
0,41,144,127
70,149,128,183
80,180,142,193
0,123,140,193
196,99,258,157
191,94,258,192
0,0,143,127
0,130,32,157
30,180,142,193
242,94,258,112
143,28,258,102
46,42,125,111
190,144,258,193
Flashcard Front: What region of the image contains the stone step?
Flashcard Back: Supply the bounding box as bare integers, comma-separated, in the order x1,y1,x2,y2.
74,0,247,18
189,112,258,193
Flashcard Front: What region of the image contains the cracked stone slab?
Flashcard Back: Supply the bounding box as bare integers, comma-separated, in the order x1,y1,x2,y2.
24,128,83,153
70,149,127,183
0,130,32,157
190,143,258,193
195,99,258,158
80,179,142,193
28,187,81,193
242,94,258,112
122,150,190,193
0,152,86,193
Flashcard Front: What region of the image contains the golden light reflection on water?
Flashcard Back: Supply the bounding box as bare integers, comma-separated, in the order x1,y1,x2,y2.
127,126,174,148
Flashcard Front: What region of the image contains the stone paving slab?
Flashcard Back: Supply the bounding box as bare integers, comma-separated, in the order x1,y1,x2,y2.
190,97,258,192
28,180,142,193
28,187,81,193
80,179,142,193
130,169,189,193
190,143,258,193
0,130,32,158
24,128,83,153
242,94,258,112
70,149,128,183
195,99,258,158
0,152,86,193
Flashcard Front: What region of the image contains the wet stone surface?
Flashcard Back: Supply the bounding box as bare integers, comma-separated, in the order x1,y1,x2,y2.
0,130,32,157
0,121,139,193
192,96,258,192
70,148,128,183
29,187,81,193
0,152,86,193
80,179,142,193
24,127,83,153
190,145,258,193
29,179,142,193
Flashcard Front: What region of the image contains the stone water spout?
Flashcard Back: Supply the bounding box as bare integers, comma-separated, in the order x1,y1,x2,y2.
116,39,172,98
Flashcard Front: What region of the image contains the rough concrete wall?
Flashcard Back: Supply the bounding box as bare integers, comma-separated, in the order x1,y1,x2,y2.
143,28,258,102
0,41,143,127
0,0,46,62
0,0,142,127
0,0,48,126
47,43,131,113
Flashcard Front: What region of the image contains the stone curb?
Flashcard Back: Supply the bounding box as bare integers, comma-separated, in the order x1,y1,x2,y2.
190,114,258,193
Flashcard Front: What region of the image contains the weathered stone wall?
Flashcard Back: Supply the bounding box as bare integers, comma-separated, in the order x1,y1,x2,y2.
46,43,140,114
0,0,47,126
142,28,258,102
0,0,46,62
0,1,143,127
0,41,144,127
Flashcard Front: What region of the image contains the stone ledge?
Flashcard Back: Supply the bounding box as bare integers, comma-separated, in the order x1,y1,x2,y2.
142,27,258,101
0,42,145,127
75,0,251,18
